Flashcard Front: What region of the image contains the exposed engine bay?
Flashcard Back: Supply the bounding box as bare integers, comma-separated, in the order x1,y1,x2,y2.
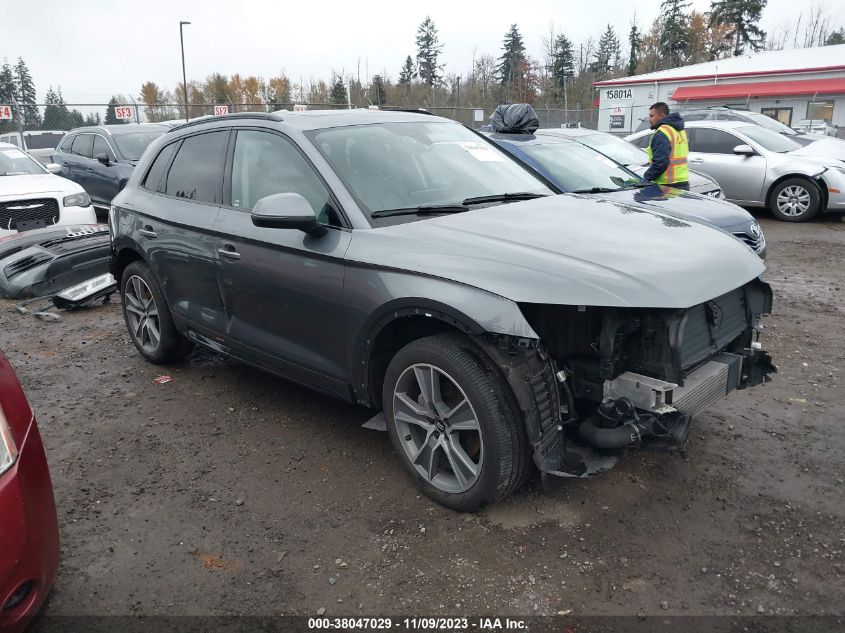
479,278,776,478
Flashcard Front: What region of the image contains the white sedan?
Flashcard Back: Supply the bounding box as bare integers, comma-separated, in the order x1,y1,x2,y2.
0,142,96,236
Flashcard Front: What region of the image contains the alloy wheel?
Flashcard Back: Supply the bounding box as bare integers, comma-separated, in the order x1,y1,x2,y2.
392,363,484,494
124,275,161,354
776,185,811,217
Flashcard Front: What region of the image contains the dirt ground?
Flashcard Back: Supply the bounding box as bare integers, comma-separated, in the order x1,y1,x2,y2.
2,212,843,624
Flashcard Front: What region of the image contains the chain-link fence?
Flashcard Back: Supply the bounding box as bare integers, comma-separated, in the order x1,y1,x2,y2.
0,102,600,141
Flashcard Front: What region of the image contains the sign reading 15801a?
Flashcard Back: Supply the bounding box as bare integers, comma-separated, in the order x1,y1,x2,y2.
605,88,633,100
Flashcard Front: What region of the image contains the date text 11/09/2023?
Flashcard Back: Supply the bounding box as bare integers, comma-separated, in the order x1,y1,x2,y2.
307,617,529,631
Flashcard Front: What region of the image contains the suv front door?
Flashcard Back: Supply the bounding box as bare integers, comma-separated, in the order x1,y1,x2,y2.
214,128,351,395
688,127,767,203
88,134,118,207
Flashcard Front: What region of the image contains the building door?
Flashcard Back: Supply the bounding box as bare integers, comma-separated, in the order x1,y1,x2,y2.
761,107,792,126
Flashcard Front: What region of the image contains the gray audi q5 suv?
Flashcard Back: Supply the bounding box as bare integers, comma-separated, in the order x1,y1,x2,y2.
110,110,774,510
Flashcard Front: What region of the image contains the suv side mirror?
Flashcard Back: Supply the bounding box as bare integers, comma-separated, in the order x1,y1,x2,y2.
250,193,327,237
733,144,757,156
45,163,62,174
96,153,111,165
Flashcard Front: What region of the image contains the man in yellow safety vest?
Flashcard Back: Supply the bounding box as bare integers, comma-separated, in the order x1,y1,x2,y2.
644,102,689,190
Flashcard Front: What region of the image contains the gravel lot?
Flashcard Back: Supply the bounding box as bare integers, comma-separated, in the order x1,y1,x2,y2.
2,213,843,624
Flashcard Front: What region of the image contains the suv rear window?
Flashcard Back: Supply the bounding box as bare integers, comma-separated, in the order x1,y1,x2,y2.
163,131,228,203
143,142,178,192
58,135,75,152
71,134,94,157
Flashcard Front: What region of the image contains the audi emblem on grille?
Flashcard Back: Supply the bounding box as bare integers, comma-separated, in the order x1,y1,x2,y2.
705,301,723,329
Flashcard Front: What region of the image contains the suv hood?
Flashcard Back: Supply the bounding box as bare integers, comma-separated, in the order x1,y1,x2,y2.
350,195,764,309
595,188,755,229
0,174,81,197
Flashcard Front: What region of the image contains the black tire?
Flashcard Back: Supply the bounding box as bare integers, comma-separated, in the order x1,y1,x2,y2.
120,261,193,363
768,177,821,222
382,332,532,511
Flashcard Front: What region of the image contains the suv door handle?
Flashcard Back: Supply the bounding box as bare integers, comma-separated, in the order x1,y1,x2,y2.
218,245,241,260
139,226,157,238
689,158,704,164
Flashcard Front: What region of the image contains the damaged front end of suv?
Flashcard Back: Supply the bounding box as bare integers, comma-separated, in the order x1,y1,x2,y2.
476,278,775,478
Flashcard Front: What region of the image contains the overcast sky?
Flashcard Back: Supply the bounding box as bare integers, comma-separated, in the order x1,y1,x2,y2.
3,0,845,104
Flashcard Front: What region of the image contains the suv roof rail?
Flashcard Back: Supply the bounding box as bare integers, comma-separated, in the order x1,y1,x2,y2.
381,107,437,116
168,111,282,133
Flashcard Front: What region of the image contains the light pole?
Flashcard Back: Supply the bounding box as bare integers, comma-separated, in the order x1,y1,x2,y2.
180,21,191,121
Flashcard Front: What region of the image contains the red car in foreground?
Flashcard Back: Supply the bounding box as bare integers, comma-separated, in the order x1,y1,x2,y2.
0,350,59,632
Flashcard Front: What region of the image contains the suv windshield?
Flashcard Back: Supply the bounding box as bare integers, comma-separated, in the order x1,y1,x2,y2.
113,131,165,160
738,126,802,153
576,133,648,166
0,147,45,176
520,142,644,192
306,121,551,219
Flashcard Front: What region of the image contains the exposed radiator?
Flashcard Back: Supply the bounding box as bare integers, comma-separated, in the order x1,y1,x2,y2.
673,360,731,418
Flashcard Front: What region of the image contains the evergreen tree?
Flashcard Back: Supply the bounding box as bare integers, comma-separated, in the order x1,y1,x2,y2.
369,74,387,105
497,24,527,87
415,17,444,87
104,96,128,125
549,34,575,97
205,73,229,104
826,28,845,46
661,0,692,67
398,56,417,87
83,112,102,126
0,61,15,133
709,0,767,56
14,58,40,130
591,25,621,80
67,109,85,128
329,75,348,105
43,86,71,130
628,24,641,76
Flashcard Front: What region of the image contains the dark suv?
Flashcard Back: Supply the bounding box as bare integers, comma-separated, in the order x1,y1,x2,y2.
110,110,774,510
54,124,167,210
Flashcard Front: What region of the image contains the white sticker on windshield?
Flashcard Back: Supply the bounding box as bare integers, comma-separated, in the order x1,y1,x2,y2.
2,149,27,159
457,142,504,162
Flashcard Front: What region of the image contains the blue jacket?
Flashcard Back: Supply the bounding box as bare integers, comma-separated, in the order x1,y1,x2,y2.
644,112,686,182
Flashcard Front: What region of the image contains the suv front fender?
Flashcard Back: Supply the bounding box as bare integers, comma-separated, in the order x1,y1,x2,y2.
346,267,539,405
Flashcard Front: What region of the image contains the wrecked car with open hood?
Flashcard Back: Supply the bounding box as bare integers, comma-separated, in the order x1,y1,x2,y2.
110,110,774,511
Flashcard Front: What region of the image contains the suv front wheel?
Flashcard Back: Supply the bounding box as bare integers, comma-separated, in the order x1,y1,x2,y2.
382,333,532,511
121,261,193,363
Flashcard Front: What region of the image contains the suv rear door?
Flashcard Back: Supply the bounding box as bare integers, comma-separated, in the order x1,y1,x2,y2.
139,130,230,332
66,133,95,191
213,127,351,394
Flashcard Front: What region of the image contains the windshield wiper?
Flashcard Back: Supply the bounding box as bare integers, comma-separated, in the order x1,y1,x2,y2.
371,204,468,218
461,192,548,205
569,187,620,194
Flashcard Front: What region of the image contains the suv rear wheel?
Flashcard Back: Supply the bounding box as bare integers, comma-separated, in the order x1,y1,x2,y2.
382,332,531,511
121,261,193,363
